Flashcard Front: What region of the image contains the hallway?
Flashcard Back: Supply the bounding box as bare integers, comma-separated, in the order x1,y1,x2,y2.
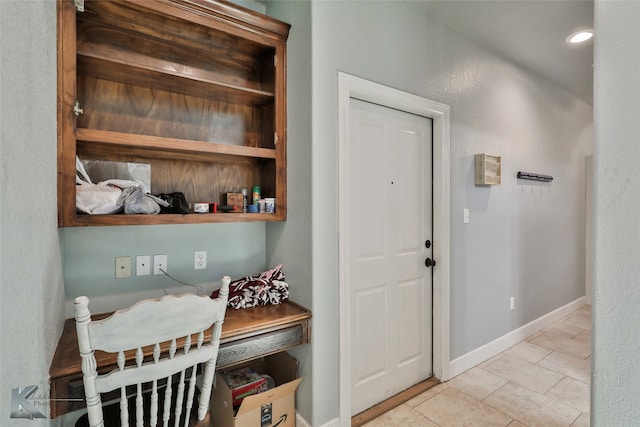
364,305,591,427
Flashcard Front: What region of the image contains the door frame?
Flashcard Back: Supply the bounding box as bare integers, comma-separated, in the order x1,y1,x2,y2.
338,72,451,424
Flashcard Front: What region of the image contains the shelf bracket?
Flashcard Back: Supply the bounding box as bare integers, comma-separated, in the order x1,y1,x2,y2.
73,100,84,118
74,0,84,12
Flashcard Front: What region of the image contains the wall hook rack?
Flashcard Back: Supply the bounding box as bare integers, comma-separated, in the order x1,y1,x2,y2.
517,171,553,182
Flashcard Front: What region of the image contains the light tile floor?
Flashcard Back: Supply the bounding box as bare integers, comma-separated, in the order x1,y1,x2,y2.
364,305,591,427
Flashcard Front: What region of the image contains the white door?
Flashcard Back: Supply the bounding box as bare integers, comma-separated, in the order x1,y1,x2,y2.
347,98,433,416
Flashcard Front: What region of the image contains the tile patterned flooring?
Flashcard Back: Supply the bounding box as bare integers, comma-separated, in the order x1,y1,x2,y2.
364,305,592,427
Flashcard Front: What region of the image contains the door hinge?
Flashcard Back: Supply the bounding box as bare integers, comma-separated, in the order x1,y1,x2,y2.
274,133,279,145
274,54,277,67
73,100,84,118
74,0,84,12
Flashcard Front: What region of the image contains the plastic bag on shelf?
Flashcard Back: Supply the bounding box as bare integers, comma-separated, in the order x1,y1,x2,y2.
80,160,151,194
117,187,169,214
75,156,140,215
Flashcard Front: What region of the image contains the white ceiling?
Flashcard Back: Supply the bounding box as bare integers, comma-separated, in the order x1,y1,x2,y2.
411,0,594,104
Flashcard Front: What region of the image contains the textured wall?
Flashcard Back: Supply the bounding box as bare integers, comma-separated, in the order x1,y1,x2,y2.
264,0,314,422
309,1,592,424
592,0,640,424
0,0,65,423
61,223,267,304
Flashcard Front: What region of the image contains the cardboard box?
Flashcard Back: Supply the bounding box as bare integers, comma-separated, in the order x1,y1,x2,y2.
210,352,302,427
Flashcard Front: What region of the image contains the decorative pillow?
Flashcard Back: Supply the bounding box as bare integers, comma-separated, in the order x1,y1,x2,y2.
211,264,289,309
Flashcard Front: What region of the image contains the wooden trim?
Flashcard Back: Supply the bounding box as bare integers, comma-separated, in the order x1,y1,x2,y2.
147,0,291,40
351,378,440,427
275,41,288,220
57,0,78,227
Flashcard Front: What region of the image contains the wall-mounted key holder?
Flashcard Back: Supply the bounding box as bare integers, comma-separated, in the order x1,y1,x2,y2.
517,171,553,182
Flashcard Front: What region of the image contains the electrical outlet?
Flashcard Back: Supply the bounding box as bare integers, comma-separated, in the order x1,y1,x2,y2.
194,250,207,270
153,254,167,275
136,255,151,276
510,297,515,311
115,257,131,279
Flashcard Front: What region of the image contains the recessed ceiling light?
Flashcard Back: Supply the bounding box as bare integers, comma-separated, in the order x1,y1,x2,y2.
566,30,593,44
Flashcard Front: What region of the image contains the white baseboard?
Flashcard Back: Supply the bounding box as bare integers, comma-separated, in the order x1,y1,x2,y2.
296,412,311,427
447,296,587,379
296,412,340,427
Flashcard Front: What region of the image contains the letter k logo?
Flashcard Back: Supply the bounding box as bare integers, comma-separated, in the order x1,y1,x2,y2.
10,385,47,419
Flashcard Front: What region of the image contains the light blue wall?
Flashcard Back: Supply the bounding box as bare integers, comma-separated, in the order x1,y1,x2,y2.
309,1,592,424
592,1,640,424
0,0,66,422
264,0,314,422
61,223,266,299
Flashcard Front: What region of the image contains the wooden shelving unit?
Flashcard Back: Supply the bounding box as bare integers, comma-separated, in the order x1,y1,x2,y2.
57,0,290,226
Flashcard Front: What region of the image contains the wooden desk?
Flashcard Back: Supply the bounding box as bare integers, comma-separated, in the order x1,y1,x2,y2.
49,301,311,418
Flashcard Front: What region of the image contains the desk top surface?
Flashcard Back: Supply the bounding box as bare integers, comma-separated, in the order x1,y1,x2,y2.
50,300,311,380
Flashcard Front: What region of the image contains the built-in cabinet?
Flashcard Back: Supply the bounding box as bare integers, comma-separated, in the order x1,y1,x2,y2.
57,0,290,226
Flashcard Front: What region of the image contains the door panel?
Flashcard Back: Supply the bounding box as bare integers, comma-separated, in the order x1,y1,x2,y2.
353,286,388,385
353,115,387,261
348,98,433,416
394,129,424,255
397,279,424,364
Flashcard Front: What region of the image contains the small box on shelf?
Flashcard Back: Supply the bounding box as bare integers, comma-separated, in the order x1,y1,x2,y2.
227,193,244,212
475,153,501,186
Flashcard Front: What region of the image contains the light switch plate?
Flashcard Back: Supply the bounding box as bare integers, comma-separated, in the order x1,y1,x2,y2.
153,254,167,275
115,257,131,279
136,255,151,276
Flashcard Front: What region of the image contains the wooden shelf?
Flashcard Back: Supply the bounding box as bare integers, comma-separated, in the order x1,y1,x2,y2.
57,0,290,227
76,1,279,94
77,128,277,162
77,51,275,106
70,212,284,227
